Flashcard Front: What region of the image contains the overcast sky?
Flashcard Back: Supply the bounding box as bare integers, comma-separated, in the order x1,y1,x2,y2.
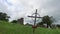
0,0,60,24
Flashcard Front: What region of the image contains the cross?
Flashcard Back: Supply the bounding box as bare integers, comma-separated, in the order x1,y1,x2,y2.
28,9,42,34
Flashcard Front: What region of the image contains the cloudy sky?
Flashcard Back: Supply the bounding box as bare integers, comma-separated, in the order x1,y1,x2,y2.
0,0,60,24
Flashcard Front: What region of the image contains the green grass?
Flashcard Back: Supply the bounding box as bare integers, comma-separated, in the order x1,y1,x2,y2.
0,21,60,34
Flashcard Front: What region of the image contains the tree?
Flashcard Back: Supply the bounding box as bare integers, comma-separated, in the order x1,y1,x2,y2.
38,22,44,25
0,12,10,21
11,20,17,23
42,15,54,28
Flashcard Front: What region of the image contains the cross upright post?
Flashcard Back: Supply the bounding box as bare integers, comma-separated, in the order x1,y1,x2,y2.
28,9,42,34
34,9,37,26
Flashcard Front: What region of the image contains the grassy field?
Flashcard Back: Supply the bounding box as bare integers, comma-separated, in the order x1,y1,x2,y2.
0,21,60,34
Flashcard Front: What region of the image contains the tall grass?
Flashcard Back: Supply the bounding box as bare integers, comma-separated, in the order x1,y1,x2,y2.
0,21,60,34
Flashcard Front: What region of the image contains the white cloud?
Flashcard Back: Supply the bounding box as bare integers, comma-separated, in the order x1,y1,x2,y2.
0,0,60,24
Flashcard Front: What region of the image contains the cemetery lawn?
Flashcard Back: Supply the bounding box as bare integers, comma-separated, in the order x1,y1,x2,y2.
0,21,60,34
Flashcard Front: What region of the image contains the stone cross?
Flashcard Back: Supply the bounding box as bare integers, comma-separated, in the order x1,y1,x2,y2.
28,9,42,34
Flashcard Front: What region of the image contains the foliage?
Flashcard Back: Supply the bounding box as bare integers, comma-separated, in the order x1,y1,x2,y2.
42,15,51,25
0,12,10,21
11,20,17,23
57,25,60,28
38,22,44,25
41,15,54,28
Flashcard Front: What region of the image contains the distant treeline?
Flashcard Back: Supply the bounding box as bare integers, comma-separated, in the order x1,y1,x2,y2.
0,12,24,24
0,12,10,21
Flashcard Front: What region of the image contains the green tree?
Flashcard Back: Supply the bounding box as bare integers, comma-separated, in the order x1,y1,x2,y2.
11,20,17,23
0,12,10,21
42,15,54,28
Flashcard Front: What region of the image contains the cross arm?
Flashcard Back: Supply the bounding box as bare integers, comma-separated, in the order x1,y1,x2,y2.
28,16,35,18
28,16,42,18
36,17,42,18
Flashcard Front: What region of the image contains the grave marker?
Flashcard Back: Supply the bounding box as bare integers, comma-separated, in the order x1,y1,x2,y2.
28,9,42,34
